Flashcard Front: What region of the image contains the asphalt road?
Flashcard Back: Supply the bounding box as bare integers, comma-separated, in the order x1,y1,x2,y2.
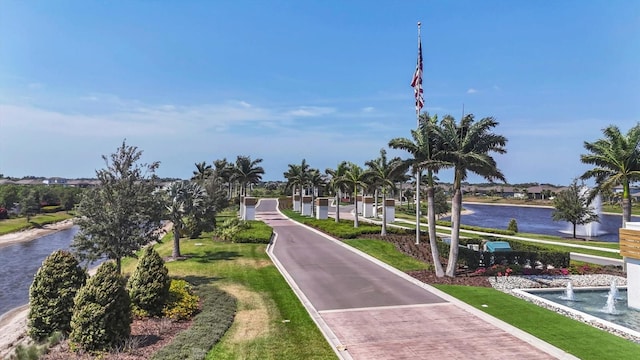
256,199,444,311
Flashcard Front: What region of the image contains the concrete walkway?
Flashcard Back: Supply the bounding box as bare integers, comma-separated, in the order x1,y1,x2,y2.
257,199,578,360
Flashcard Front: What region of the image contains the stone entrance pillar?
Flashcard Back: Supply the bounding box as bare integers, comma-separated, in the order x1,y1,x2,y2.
363,196,374,218
384,198,395,223
242,197,257,220
621,222,640,310
301,196,313,216
356,195,363,215
293,193,301,212
316,198,329,220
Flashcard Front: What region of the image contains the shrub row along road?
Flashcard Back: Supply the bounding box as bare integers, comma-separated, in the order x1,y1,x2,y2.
256,199,571,360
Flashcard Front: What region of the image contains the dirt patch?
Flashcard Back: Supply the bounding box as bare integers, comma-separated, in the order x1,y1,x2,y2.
218,284,271,343
233,258,272,269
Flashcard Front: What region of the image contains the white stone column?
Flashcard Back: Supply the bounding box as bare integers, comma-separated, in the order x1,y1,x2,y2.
356,195,363,215
363,196,374,218
384,198,395,223
622,222,640,310
242,197,257,220
293,193,301,212
316,198,329,220
301,196,313,216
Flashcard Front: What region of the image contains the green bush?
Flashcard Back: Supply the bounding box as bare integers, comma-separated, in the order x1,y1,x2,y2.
163,279,200,320
41,205,64,213
507,218,518,233
152,285,236,360
127,246,170,317
28,250,86,341
70,261,132,352
235,220,273,243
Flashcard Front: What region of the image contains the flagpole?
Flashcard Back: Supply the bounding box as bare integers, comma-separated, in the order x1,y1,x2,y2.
415,21,422,245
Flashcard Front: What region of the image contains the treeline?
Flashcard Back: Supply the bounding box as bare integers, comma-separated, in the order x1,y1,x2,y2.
0,184,83,219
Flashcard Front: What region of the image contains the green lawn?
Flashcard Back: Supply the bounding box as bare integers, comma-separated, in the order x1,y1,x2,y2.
0,212,73,235
122,231,336,360
344,239,430,272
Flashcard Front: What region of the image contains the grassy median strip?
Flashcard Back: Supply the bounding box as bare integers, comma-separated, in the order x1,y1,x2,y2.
0,212,73,235
123,231,336,359
344,239,429,272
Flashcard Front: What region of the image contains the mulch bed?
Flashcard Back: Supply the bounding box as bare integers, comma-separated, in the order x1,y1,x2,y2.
42,317,192,360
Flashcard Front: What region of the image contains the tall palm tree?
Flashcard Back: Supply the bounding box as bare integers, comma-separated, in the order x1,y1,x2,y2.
580,123,640,228
343,162,368,228
213,158,233,198
191,161,213,183
325,161,349,222
283,159,310,209
365,149,405,235
437,114,507,277
390,114,449,277
233,155,265,207
308,168,325,215
165,181,207,258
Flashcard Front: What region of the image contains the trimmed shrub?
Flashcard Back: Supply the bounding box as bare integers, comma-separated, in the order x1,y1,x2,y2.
70,261,132,352
163,279,200,320
0,207,8,219
28,250,86,341
41,205,64,213
507,218,518,233
152,285,236,360
127,246,170,317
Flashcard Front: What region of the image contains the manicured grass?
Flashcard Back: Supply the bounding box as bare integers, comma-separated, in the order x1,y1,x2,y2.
122,231,336,360
0,212,73,235
235,220,273,243
434,285,640,360
283,209,408,239
344,239,429,272
602,204,640,216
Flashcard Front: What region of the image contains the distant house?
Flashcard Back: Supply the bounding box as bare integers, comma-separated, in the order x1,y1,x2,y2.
42,177,68,185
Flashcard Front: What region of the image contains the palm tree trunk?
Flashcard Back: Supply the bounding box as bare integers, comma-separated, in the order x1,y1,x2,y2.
381,192,387,236
446,187,462,277
573,223,577,239
374,189,379,218
427,184,445,277
172,228,181,258
415,170,421,245
335,192,340,222
354,188,359,228
622,184,631,228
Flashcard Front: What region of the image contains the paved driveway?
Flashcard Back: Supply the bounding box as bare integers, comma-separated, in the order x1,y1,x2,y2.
256,199,572,360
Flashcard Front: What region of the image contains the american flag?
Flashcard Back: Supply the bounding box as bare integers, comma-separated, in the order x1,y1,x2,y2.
411,38,423,114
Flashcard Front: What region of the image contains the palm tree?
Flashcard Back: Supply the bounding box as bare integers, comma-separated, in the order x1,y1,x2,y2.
165,181,207,258
343,162,368,228
389,114,449,277
580,123,640,228
308,168,325,215
283,159,310,209
191,161,213,183
325,161,349,222
437,114,507,277
213,158,233,198
233,155,265,206
365,149,405,235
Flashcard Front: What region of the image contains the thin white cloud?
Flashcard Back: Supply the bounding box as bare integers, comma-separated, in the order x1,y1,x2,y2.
362,106,375,113
467,88,478,94
284,106,335,117
27,83,44,90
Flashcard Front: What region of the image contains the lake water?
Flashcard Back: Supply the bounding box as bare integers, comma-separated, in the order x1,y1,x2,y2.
0,226,79,316
446,203,638,242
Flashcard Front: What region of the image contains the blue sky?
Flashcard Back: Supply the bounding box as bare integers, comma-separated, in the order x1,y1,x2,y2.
1,1,638,185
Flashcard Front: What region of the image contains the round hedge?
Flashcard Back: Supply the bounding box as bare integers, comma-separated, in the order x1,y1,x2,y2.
28,250,86,341
70,261,132,352
127,246,170,317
